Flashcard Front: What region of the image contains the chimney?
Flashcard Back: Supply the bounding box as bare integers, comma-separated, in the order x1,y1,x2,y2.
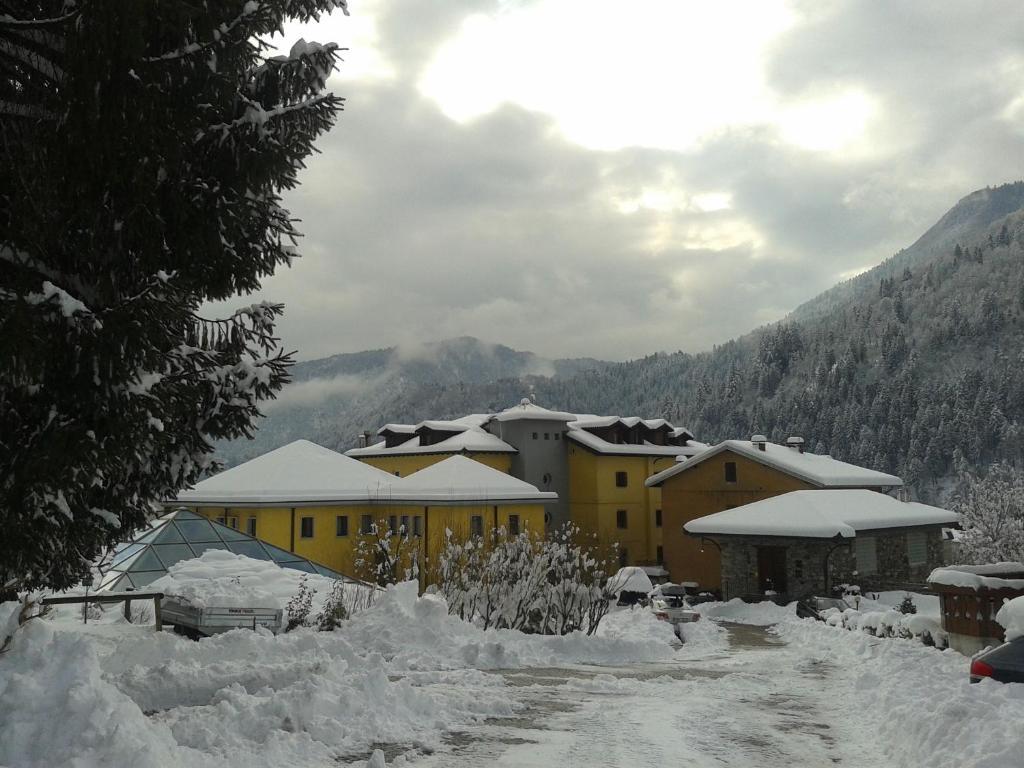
751,434,768,451
785,436,805,453
357,431,371,448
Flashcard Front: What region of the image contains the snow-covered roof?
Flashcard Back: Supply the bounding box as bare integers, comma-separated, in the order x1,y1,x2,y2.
346,428,516,457
647,439,902,488
927,563,1024,591
176,440,396,504
392,455,556,503
491,399,576,422
684,489,957,539
565,427,697,457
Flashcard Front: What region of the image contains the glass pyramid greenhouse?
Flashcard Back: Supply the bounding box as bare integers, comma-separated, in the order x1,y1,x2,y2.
97,508,347,591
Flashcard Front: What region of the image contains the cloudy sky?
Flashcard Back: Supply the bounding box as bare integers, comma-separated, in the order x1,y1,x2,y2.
253,0,1024,362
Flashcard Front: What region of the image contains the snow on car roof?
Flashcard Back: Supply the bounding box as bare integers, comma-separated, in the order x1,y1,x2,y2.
647,439,902,488
684,489,956,539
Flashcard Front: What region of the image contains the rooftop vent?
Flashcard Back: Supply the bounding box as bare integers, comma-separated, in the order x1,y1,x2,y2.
357,431,372,448
751,434,768,451
785,436,805,453
520,397,531,406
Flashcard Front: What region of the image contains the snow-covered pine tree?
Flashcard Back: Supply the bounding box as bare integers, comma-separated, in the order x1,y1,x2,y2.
0,0,347,592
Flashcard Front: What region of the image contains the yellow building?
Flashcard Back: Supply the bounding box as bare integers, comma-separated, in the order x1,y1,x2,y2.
347,402,706,572
173,441,550,583
646,436,903,591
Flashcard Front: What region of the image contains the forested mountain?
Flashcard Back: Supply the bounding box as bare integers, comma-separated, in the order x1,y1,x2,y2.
223,182,1024,501
216,337,610,465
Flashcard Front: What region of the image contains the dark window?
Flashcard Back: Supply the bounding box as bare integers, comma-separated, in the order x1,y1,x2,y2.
400,515,410,534
413,516,423,537
360,514,373,534
215,516,226,525
532,432,538,440
544,432,549,440
246,517,257,537
657,546,664,564
794,559,804,579
616,509,628,529
300,517,314,538
554,433,560,440
724,461,737,483
615,471,628,487
336,515,349,537
394,471,401,477
227,517,238,529
389,515,398,533
619,548,628,568
655,509,663,527
471,515,484,537
508,514,520,535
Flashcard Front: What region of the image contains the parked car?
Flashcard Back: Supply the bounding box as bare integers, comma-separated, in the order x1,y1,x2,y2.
796,596,851,622
970,637,1024,683
650,584,701,624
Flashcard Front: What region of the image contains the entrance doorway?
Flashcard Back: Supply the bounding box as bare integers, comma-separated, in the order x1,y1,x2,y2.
756,546,787,595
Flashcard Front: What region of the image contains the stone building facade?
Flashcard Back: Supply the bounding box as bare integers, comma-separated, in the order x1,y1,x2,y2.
716,526,947,600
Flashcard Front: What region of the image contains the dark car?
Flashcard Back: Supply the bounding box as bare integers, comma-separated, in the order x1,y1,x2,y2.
970,636,1024,683
796,596,850,622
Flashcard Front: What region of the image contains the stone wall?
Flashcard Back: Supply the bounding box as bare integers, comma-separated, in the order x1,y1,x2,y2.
716,527,947,600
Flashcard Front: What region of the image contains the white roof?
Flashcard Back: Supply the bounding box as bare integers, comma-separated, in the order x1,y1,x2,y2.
176,440,396,504
647,439,902,488
392,455,556,502
927,563,1024,591
565,427,697,457
346,427,516,457
492,399,575,422
684,489,956,539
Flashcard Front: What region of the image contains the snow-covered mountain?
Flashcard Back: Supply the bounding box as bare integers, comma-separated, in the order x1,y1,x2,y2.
223,182,1024,501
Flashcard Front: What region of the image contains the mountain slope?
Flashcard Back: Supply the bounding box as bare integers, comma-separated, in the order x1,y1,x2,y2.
224,182,1024,502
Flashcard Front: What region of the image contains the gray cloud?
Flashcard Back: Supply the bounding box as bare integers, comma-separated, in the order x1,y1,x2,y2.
248,0,1024,362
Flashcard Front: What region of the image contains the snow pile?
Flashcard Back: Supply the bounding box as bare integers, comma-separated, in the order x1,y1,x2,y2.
148,549,366,618
927,562,1024,590
996,595,1024,641
776,618,1024,768
676,615,729,655
814,604,947,647
342,582,676,671
698,598,797,626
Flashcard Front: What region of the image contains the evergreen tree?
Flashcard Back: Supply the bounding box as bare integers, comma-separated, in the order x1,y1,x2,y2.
0,0,347,591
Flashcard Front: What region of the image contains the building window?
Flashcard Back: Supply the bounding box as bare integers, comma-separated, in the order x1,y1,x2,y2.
554,433,560,440
413,516,423,537
336,515,349,537
724,462,737,483
247,517,257,537
657,545,663,564
655,509,662,527
508,514,520,535
615,471,628,487
400,515,410,534
389,515,398,533
394,471,401,477
616,509,628,529
227,516,238,529
907,530,927,565
855,536,877,574
544,432,550,440
619,548,628,568
794,559,804,579
471,515,484,537
300,517,314,538
360,514,373,534
532,432,538,440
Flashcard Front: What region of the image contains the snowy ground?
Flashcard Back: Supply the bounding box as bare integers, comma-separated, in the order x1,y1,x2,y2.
2,587,1023,768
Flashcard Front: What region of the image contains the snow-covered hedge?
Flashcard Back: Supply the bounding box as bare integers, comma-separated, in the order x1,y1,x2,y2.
821,606,948,648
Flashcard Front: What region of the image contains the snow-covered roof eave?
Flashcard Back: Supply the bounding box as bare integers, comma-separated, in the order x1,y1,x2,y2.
566,429,693,457
646,441,903,488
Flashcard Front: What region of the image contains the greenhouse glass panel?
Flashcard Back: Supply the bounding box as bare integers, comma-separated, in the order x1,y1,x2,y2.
226,541,267,559
176,518,220,543
152,543,197,568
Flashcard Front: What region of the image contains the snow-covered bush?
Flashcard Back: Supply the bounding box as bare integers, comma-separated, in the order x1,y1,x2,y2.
354,519,420,586
437,524,619,635
898,594,917,614
822,606,947,648
284,577,314,632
